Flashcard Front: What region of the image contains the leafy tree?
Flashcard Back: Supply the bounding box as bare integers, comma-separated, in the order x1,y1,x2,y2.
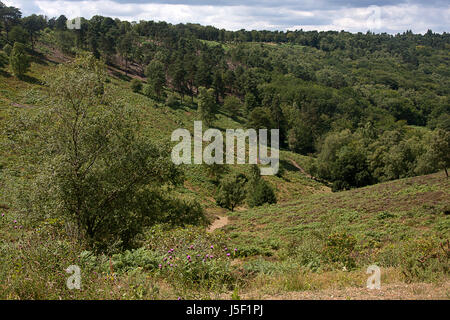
117,31,136,75
8,25,28,44
0,2,22,39
429,129,450,178
145,59,166,98
7,53,201,252
55,14,68,31
215,173,247,211
197,86,217,127
9,42,30,78
223,95,242,115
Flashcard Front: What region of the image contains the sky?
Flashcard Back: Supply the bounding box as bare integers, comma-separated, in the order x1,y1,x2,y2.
3,0,450,34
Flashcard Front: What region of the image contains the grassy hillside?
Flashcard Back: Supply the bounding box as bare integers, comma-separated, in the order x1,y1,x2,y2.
0,49,328,212
0,48,448,300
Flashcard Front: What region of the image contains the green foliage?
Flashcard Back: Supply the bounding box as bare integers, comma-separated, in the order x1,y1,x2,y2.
0,51,7,69
215,173,247,211
5,53,206,252
145,59,166,98
223,95,242,115
2,43,12,56
197,86,217,127
322,232,357,270
9,42,30,78
130,78,142,93
246,165,277,208
400,237,449,282
8,25,28,44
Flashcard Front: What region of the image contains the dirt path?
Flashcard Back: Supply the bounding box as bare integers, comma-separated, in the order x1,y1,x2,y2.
207,215,229,232
240,281,450,300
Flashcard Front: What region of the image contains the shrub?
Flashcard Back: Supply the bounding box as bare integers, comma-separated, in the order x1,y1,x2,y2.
130,78,142,93
322,232,357,270
246,165,277,208
400,237,449,282
143,84,153,97
165,93,178,107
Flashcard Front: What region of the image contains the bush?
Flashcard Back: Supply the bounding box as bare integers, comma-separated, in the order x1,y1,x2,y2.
246,165,276,208
215,173,248,211
247,179,277,208
165,93,178,107
143,84,153,97
400,237,449,282
322,232,357,270
130,78,142,93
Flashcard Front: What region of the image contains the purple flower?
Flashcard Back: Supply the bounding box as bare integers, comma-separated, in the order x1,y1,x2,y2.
177,297,181,300
234,248,237,251
227,253,230,256
1,213,4,217
159,264,162,269
13,220,17,223
187,255,190,260
169,256,172,259
163,257,167,261
225,248,228,251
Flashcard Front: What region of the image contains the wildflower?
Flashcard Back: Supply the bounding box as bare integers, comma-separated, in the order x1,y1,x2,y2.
169,256,172,259
163,257,167,261
225,247,228,251
1,213,4,217
13,219,17,223
234,248,237,252
210,245,214,249
178,297,181,300
187,255,190,260
159,264,162,269
227,253,230,256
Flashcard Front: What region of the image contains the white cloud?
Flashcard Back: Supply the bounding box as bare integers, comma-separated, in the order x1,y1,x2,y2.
4,0,450,33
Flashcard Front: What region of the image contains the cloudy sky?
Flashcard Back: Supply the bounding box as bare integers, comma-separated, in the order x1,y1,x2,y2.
3,0,450,34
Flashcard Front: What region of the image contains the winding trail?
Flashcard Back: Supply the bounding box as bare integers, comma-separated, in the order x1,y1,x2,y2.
207,215,229,233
